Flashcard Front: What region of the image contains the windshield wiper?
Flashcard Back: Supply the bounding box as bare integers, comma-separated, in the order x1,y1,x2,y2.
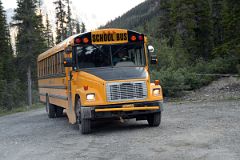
92,44,105,55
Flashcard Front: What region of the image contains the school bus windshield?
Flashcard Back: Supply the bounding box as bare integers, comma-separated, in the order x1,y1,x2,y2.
75,42,146,69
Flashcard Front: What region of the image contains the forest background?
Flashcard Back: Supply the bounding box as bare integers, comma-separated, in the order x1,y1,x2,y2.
0,0,239,112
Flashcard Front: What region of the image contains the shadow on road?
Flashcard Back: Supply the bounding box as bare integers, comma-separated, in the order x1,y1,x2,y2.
45,111,151,134
91,119,149,134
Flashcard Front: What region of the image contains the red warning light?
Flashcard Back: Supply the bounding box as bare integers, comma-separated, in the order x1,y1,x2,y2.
138,35,143,41
75,38,81,44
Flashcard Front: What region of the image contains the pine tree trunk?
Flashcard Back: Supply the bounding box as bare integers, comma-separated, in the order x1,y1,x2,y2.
27,65,32,109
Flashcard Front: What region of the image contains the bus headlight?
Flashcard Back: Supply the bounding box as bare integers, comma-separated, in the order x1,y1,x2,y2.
153,89,160,96
86,93,95,101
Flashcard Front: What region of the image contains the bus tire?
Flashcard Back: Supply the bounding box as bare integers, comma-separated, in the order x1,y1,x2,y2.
75,96,81,124
80,107,91,134
55,106,63,117
81,118,91,134
147,112,161,127
46,95,56,118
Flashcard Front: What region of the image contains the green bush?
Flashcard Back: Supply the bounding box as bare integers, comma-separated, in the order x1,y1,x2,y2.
193,57,238,74
0,79,25,111
151,67,216,97
152,68,188,97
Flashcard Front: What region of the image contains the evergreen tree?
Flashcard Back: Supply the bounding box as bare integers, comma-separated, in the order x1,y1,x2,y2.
54,0,67,43
158,0,174,46
223,0,240,44
45,14,54,48
0,0,12,81
76,20,80,33
13,0,47,108
171,0,212,61
193,0,213,60
0,0,18,110
81,22,86,33
65,0,72,37
171,0,198,61
211,0,224,47
218,0,240,72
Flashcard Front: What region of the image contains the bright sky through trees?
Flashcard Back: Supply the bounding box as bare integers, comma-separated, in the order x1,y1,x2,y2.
2,0,145,30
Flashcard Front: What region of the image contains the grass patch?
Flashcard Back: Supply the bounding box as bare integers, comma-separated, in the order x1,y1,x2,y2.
0,103,44,117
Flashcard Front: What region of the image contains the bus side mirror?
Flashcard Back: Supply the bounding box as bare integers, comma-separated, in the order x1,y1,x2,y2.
148,45,154,53
150,55,158,64
64,58,72,67
148,45,158,64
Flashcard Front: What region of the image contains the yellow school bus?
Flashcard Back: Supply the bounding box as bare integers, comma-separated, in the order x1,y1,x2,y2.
37,28,163,134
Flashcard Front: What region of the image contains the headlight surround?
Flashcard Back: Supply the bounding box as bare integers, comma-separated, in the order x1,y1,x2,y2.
86,93,95,101
153,88,160,96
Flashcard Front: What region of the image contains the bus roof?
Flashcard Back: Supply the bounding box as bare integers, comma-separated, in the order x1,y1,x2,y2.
37,28,145,62
37,33,79,61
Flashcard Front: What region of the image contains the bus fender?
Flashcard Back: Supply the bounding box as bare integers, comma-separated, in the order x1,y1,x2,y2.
158,101,164,111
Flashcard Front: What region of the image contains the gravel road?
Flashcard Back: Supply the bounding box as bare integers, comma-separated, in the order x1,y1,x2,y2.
0,100,240,160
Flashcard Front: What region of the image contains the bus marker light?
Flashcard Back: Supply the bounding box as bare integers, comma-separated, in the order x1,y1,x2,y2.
83,37,89,43
84,85,88,91
138,35,143,41
131,35,136,41
154,80,160,85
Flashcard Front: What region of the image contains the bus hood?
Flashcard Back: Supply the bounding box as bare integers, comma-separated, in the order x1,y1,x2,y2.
81,67,147,81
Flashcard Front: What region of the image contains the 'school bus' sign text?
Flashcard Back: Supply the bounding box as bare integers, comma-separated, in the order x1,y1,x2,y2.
92,30,128,44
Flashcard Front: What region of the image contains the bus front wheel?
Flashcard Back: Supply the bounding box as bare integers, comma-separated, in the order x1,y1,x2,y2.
81,118,91,134
147,112,161,127
46,95,56,118
75,97,81,124
75,97,91,134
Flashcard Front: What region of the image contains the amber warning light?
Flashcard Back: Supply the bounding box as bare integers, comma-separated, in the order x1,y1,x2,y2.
154,80,160,85
83,38,89,43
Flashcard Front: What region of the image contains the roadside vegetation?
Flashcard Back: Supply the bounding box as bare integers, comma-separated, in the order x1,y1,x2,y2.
0,0,239,115
0,103,44,117
0,0,86,114
104,0,240,97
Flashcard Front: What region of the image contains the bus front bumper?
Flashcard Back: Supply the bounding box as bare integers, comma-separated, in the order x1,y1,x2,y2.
81,101,163,120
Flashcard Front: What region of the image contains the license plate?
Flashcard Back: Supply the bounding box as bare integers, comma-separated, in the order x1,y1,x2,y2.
122,104,134,108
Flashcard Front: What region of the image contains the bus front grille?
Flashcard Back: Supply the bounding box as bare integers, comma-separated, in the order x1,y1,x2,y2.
106,81,147,102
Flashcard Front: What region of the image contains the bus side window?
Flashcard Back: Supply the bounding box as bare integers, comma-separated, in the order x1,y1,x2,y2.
39,61,41,77
40,61,42,77
49,56,51,75
56,53,59,74
51,56,53,75
52,54,56,74
54,54,57,74
42,60,44,76
44,59,46,76
60,51,65,73
48,57,50,75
